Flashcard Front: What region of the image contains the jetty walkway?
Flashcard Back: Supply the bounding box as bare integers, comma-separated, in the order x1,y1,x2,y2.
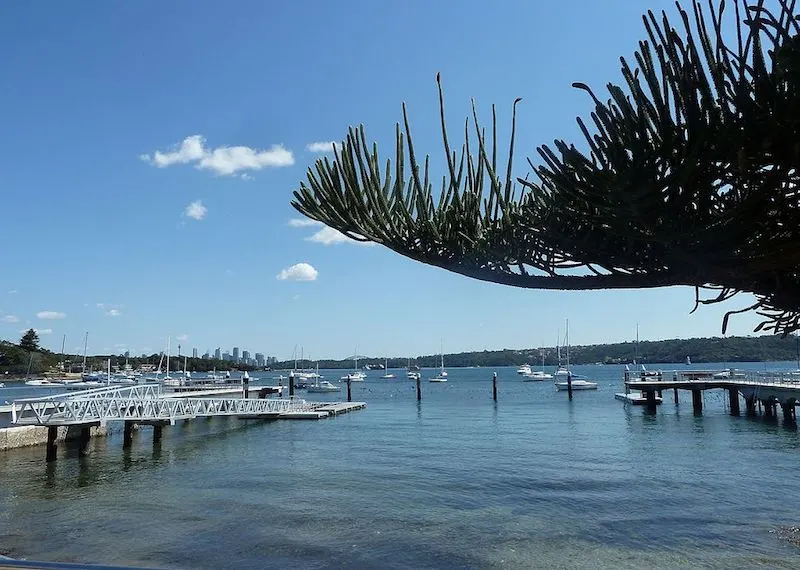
7,383,365,461
625,369,800,419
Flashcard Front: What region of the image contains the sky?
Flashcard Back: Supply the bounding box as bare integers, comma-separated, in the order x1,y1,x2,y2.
0,0,771,360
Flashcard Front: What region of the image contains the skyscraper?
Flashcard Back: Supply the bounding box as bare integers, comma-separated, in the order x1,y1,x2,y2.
192,347,198,358
255,353,265,367
233,347,240,363
242,350,250,364
214,348,221,360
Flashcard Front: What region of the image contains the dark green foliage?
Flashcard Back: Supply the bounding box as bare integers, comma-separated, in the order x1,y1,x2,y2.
19,329,39,352
292,1,800,336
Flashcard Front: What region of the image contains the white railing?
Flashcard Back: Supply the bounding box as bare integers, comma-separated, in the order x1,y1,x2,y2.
11,383,313,426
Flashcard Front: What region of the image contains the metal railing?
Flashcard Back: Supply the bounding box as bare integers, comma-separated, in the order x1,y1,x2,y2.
11,384,313,426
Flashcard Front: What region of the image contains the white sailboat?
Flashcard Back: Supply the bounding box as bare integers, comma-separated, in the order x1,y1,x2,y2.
307,362,340,393
523,349,553,381
554,320,597,391
341,352,366,381
380,358,396,379
430,343,448,382
163,337,180,386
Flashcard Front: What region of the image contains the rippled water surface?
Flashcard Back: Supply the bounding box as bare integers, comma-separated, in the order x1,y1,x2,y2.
2,363,800,568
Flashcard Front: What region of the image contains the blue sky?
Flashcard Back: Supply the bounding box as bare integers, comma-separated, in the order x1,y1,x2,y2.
0,0,768,360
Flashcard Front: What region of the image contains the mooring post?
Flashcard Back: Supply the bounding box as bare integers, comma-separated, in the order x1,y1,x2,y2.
692,390,703,414
728,388,740,416
673,388,679,404
416,375,422,401
745,396,756,415
347,378,352,402
289,371,295,397
123,421,134,449
153,424,163,444
78,426,91,457
567,372,573,401
46,425,58,462
782,401,794,423
242,374,249,399
492,372,497,402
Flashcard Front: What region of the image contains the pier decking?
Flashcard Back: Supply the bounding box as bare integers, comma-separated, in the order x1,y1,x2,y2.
5,383,366,460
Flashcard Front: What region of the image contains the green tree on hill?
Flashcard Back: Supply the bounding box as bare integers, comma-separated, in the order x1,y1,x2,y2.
19,329,39,352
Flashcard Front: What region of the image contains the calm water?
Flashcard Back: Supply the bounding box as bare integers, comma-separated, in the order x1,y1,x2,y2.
2,363,800,568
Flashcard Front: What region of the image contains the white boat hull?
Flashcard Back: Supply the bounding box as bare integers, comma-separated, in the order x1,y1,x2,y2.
555,381,597,391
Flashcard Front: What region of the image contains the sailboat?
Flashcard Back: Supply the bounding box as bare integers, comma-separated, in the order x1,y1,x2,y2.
341,352,366,381
430,342,448,382
380,358,396,379
554,320,597,391
163,337,180,386
522,348,553,381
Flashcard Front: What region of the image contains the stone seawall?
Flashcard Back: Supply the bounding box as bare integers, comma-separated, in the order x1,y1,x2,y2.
0,425,109,451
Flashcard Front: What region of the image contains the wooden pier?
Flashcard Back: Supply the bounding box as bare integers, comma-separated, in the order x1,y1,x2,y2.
624,369,800,420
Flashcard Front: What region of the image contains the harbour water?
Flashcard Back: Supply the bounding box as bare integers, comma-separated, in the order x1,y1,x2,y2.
2,363,800,568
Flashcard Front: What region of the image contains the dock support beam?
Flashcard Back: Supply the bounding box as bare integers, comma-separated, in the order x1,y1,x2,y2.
46,425,58,462
153,425,163,444
764,400,774,418
673,388,679,404
646,390,658,412
745,396,756,415
782,401,795,423
416,376,421,401
492,372,497,402
78,427,91,457
728,388,740,416
123,421,134,449
692,390,703,414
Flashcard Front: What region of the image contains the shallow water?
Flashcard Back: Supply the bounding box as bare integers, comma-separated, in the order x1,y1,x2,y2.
2,363,800,568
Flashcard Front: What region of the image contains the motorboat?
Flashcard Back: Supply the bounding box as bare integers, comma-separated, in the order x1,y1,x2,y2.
407,371,421,380
522,370,553,381
555,378,597,391
306,380,341,393
341,372,366,382
517,364,532,375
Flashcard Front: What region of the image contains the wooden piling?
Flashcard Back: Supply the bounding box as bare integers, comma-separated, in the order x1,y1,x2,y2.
646,390,658,412
782,401,794,423
567,372,573,401
46,425,58,462
745,396,756,415
728,388,740,416
673,388,679,404
242,374,249,399
692,389,703,414
153,425,163,443
416,376,421,401
346,378,352,402
492,372,497,402
123,421,134,449
289,371,295,397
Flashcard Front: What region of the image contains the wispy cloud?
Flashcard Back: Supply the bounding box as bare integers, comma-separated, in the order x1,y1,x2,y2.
1,315,19,323
276,263,318,282
106,308,122,317
37,311,65,320
176,334,189,342
288,218,371,246
288,218,322,228
184,200,207,221
141,135,294,176
22,328,53,335
305,141,339,153
7,289,17,295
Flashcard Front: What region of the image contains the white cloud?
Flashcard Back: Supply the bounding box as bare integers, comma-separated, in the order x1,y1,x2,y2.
142,135,294,176
306,141,339,153
1,315,19,323
276,263,318,282
106,308,122,317
7,289,17,294
37,311,65,320
185,200,207,221
240,173,253,181
306,226,362,245
176,334,189,342
288,218,322,228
